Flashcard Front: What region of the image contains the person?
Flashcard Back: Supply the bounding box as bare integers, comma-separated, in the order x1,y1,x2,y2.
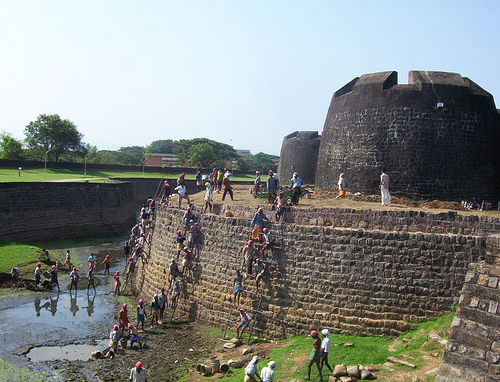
244,355,261,382
175,230,186,260
114,271,121,295
127,257,136,280
34,263,42,286
260,361,276,382
188,220,198,248
109,325,119,353
233,270,243,306
175,183,190,209
251,208,270,241
306,330,323,381
254,171,261,194
176,172,186,187
181,247,192,276
274,191,287,222
88,253,96,269
266,171,277,204
337,173,346,199
216,169,224,191
50,265,60,292
261,228,272,254
162,180,171,205
158,288,167,322
225,207,233,217
255,259,268,293
87,266,96,294
65,250,71,270
182,207,194,233
241,240,256,276
129,361,147,382
10,267,19,285
320,329,333,374
195,170,203,192
203,182,213,213
118,303,130,328
150,294,160,326
136,299,147,330
38,248,51,263
171,277,180,310
380,168,391,206
169,259,180,282
237,308,252,338
290,172,303,205
128,323,143,349
222,175,234,201
102,254,110,276
69,266,79,293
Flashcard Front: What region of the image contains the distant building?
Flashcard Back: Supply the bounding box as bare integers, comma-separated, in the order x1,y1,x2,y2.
144,153,179,166
235,149,251,159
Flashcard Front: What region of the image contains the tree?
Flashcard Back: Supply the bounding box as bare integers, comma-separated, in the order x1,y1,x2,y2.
24,114,84,161
118,146,145,164
173,138,238,168
0,133,23,159
188,143,215,167
148,139,177,154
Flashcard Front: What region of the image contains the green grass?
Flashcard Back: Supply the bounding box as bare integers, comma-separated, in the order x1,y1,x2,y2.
0,359,49,381
0,167,255,182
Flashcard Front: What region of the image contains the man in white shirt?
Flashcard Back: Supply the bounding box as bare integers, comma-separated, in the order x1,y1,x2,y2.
129,361,146,382
380,169,391,206
260,360,276,382
175,184,190,209
320,329,333,374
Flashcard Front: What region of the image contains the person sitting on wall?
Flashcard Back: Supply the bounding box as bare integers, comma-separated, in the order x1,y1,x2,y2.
290,172,303,205
251,208,270,241
266,170,277,204
336,173,346,199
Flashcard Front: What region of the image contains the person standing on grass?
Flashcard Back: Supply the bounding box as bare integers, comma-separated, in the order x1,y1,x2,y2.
233,270,244,306
380,168,391,206
222,174,234,201
129,361,147,382
69,266,79,293
203,182,213,213
237,308,252,339
137,299,147,330
87,265,96,295
260,361,276,382
34,263,43,286
320,329,333,375
244,355,261,382
50,265,60,292
102,254,110,276
306,330,323,381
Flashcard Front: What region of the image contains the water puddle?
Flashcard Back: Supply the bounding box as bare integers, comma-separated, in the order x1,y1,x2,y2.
27,340,109,362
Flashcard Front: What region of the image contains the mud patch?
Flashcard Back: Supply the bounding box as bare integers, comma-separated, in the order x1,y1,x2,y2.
27,340,108,362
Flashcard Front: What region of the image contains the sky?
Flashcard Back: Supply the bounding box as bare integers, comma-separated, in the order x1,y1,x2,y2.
1,1,499,156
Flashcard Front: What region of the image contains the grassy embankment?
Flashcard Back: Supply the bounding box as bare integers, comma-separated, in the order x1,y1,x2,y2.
0,167,255,182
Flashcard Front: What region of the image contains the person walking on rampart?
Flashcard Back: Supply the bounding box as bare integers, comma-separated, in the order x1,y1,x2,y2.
306,330,323,381
266,170,277,203
290,172,303,205
242,240,257,276
222,175,234,201
233,270,244,306
337,173,346,199
320,329,333,375
203,182,213,213
69,266,79,293
380,168,391,206
251,208,270,241
237,308,252,339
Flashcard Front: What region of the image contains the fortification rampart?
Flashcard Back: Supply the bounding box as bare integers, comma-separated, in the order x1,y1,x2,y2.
314,70,500,201
0,182,136,242
136,206,488,338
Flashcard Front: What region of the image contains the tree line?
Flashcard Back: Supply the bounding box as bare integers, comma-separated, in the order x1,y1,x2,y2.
0,114,278,171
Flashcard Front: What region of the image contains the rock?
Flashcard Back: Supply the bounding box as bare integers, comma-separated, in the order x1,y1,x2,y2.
223,342,237,349
346,365,360,378
386,356,416,368
227,359,243,368
340,377,356,382
363,365,379,372
344,343,354,347
91,351,102,359
428,331,448,346
241,347,253,355
333,363,348,377
360,369,377,379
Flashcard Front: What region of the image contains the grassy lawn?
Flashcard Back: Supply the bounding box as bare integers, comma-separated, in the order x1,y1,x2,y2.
0,167,255,182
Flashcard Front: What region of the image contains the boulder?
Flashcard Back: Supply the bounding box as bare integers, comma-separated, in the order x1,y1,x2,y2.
333,363,348,377
340,377,356,382
360,369,377,379
346,365,360,378
90,351,102,359
227,359,243,368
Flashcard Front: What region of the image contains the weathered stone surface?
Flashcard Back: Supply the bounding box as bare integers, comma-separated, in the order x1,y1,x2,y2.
346,365,360,378
333,363,347,377
360,369,377,379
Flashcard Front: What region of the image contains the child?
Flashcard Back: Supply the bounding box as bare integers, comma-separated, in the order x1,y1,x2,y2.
113,271,121,296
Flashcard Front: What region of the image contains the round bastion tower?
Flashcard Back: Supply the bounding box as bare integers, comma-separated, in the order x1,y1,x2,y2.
314,70,500,201
277,131,321,184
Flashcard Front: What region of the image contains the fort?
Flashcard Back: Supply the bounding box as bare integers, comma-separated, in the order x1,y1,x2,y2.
278,70,500,201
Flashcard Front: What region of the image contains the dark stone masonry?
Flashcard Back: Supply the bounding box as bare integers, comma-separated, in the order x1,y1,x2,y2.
278,70,500,201
136,205,489,338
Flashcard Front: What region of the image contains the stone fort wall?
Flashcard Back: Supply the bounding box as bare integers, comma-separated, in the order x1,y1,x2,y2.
0,182,136,242
136,205,488,338
313,70,500,201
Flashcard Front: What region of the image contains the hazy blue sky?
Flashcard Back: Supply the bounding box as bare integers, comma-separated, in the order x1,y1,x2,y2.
1,1,499,155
